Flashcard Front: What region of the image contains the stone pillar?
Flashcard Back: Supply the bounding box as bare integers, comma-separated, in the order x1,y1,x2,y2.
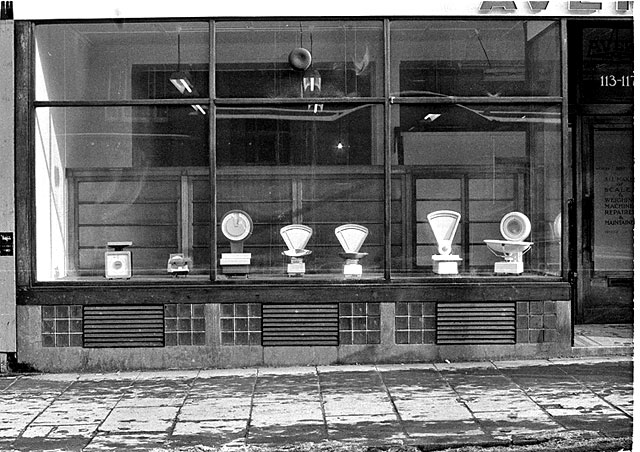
0,19,16,369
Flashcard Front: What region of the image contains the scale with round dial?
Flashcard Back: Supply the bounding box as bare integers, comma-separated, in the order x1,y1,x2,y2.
219,210,253,276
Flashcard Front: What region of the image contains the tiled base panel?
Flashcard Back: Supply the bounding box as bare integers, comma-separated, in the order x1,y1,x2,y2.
18,300,571,371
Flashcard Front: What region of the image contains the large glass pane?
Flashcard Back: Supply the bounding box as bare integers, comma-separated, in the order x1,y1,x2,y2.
35,22,209,101
216,104,384,279
390,20,560,97
391,104,561,277
35,106,209,281
215,21,383,98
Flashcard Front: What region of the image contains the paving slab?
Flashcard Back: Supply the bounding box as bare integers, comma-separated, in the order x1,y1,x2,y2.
83,432,168,451
179,396,252,421
98,406,180,433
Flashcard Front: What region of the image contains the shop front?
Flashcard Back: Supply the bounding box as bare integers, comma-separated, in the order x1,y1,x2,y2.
2,1,633,371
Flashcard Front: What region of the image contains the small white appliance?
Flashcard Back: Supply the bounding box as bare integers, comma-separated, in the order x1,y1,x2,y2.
167,253,190,277
105,241,132,279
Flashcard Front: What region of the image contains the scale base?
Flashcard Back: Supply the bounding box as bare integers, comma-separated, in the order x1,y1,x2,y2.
494,261,524,274
220,253,251,276
287,258,306,276
343,260,363,279
431,255,461,275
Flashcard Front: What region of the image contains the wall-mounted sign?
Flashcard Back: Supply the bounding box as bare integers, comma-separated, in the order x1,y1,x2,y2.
593,128,634,272
480,1,633,13
0,232,13,256
13,0,634,19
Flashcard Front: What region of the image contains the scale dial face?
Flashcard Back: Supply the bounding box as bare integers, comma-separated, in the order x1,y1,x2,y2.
105,251,132,279
221,210,253,242
500,212,531,242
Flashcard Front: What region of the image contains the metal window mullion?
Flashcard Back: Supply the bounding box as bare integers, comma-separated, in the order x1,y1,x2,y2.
389,96,563,105
210,19,218,281
560,18,571,281
212,97,386,105
383,18,392,280
33,99,210,107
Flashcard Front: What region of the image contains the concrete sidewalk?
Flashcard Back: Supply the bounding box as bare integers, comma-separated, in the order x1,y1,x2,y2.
0,356,633,451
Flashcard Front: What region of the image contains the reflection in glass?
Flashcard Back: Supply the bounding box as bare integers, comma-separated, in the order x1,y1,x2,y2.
215,21,383,98
217,104,381,166
35,22,209,101
391,104,561,276
35,106,209,281
390,20,560,97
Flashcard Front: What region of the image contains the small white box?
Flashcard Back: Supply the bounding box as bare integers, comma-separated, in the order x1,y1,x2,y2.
287,261,306,276
343,262,363,279
431,255,461,275
220,253,251,265
494,261,524,274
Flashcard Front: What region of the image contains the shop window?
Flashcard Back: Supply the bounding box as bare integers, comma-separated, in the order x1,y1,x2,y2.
35,22,209,101
390,20,560,97
35,106,209,281
32,19,565,284
391,104,562,277
215,21,383,98
214,20,385,280
216,105,384,279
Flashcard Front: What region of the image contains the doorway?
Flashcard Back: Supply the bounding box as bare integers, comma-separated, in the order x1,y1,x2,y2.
576,117,633,323
569,21,634,325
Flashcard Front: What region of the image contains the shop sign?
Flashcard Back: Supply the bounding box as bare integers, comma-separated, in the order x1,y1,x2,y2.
479,1,633,13
593,130,634,272
13,0,634,19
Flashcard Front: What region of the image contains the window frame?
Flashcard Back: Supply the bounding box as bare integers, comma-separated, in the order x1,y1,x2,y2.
22,17,569,287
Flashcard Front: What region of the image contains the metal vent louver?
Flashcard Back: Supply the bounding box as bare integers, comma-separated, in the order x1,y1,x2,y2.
83,305,164,348
437,302,516,344
262,304,338,346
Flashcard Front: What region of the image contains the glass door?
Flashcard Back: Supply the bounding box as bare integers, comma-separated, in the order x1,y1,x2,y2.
577,117,633,323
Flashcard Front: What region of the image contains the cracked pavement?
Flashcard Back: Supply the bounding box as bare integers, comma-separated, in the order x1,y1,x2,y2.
0,356,632,451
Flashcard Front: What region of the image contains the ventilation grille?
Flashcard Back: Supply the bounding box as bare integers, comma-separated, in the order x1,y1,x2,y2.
437,302,515,345
83,305,164,348
262,304,338,346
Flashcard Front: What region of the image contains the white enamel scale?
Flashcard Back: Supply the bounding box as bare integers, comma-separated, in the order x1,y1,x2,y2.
484,211,533,274
427,210,462,275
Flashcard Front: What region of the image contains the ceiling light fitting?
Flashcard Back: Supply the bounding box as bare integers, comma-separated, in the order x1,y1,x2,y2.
170,33,194,95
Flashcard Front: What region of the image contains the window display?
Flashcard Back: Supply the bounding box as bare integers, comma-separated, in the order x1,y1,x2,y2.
391,103,561,276
33,19,563,283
